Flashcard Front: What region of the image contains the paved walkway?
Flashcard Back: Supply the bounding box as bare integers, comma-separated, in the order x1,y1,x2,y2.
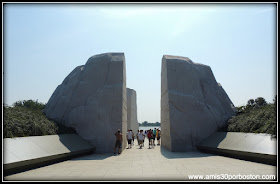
5,138,277,181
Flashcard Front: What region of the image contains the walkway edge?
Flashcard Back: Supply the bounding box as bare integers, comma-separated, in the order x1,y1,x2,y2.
197,132,277,166
4,134,96,176
197,145,276,166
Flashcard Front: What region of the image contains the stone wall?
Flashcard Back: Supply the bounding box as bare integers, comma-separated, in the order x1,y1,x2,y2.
4,134,95,175
44,53,127,153
161,55,236,152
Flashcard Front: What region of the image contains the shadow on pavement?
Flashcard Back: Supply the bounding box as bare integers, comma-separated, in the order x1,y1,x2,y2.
160,146,216,159
70,153,114,161
159,132,227,159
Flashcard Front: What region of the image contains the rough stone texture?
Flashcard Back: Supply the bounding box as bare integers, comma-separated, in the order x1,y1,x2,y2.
44,53,127,153
126,88,139,134
161,55,236,152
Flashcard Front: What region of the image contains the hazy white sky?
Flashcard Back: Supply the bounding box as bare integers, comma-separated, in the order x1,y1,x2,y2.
3,3,277,123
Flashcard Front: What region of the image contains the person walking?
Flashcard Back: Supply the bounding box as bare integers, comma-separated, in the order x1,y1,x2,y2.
147,129,153,149
143,130,145,144
131,130,135,146
156,129,161,145
153,128,157,146
114,129,122,155
126,129,133,149
138,130,145,149
136,130,140,145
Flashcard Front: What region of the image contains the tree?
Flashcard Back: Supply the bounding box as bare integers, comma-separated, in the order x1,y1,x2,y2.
142,121,148,126
247,99,255,107
236,106,246,114
139,121,161,127
13,100,45,111
154,122,160,126
255,97,267,107
273,95,277,105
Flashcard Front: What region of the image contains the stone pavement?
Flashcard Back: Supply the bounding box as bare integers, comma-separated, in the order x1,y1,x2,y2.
4,138,277,181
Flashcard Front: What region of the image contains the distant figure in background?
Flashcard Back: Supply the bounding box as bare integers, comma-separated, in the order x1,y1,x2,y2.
114,129,122,155
147,129,153,149
145,130,147,135
126,129,133,149
132,130,135,146
156,129,161,145
136,130,140,145
153,128,157,146
138,130,145,149
143,130,145,144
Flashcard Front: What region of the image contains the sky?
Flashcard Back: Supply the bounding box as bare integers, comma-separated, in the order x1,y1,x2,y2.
3,3,277,123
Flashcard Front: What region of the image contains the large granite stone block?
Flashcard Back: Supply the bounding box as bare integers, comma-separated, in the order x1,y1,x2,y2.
44,53,127,153
126,88,139,134
161,55,236,152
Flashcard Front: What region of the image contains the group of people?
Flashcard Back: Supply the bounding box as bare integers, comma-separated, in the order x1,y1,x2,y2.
146,128,161,148
114,128,161,155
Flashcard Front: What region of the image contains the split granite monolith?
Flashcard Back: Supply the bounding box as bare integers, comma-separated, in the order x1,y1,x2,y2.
161,55,236,152
44,53,127,153
126,88,139,134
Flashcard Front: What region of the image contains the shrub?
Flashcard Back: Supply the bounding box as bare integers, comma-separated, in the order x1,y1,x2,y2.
4,100,75,138
227,97,276,136
13,99,45,111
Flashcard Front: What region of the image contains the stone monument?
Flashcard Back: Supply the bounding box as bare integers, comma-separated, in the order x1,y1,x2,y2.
44,53,127,153
161,55,236,152
126,88,139,134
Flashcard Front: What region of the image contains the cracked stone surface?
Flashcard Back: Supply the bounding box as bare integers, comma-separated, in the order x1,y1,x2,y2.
161,55,236,152
44,53,127,153
126,88,139,134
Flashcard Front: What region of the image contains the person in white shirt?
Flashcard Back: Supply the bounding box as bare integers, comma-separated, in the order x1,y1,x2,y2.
126,129,133,149
138,130,145,149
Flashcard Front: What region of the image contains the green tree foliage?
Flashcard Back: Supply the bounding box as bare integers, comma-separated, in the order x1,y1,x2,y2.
154,122,161,126
139,121,161,127
13,100,45,111
227,96,276,136
255,97,267,107
247,99,255,107
142,121,149,126
4,99,76,138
